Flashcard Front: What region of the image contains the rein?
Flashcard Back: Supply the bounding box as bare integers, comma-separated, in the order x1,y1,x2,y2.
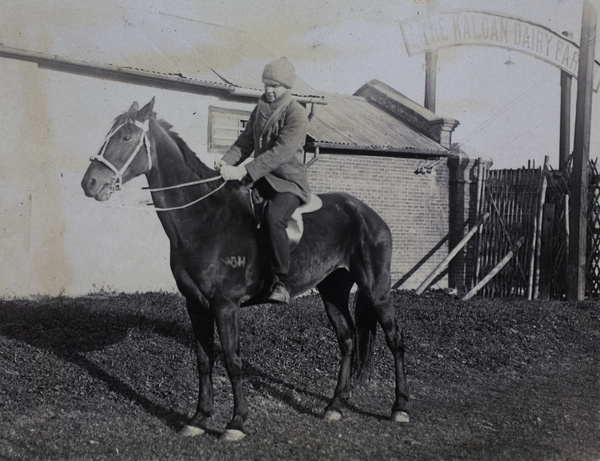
143,175,223,192
146,176,227,212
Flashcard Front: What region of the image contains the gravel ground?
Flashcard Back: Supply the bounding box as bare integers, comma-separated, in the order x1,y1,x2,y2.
0,290,598,460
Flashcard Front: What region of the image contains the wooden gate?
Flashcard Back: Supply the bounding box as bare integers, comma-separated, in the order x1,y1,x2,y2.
472,159,600,299
474,166,540,297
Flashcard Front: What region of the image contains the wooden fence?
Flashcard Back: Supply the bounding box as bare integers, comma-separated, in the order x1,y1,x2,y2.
468,158,600,299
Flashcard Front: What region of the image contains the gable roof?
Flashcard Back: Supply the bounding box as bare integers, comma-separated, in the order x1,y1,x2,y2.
308,92,448,155
354,80,458,148
0,2,321,100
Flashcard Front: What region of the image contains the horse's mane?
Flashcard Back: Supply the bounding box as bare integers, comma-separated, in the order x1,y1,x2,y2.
111,113,214,178
156,120,214,177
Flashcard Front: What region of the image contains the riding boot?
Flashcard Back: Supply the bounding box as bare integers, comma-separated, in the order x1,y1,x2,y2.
260,190,298,305
267,275,290,304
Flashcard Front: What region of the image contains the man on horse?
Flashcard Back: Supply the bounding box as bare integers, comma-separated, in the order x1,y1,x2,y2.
217,57,310,305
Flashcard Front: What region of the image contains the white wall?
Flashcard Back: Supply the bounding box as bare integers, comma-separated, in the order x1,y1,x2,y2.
0,59,252,297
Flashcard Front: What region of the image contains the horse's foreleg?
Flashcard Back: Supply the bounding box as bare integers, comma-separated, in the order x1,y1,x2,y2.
214,301,248,441
317,270,355,421
181,299,215,437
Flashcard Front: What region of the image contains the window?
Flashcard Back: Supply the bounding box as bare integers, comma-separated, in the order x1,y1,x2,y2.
208,106,251,153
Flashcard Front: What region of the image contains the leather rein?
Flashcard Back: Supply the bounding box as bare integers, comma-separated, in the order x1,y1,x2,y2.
89,119,226,212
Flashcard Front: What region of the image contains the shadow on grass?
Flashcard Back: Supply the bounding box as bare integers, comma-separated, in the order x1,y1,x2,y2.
243,361,393,422
0,296,191,431
0,294,391,434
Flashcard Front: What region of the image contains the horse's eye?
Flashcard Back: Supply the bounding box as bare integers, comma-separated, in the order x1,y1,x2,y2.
123,135,132,141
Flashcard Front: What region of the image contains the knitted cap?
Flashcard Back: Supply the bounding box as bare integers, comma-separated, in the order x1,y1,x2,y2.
262,57,296,89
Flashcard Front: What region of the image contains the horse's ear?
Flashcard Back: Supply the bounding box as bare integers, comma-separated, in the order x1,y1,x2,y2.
138,97,155,121
128,101,139,113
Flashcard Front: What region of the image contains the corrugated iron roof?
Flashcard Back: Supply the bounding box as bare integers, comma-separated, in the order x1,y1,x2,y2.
308,93,447,154
0,3,320,98
1,3,447,155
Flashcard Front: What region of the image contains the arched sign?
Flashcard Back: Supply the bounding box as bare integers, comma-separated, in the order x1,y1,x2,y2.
400,10,600,91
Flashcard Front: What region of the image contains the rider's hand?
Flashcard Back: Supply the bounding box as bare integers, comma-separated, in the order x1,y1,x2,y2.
214,159,228,172
220,164,247,182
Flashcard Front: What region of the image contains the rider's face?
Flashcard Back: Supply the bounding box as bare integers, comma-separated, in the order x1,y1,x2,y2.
264,82,287,102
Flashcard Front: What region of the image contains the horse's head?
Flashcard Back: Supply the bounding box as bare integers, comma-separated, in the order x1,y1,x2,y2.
82,98,156,201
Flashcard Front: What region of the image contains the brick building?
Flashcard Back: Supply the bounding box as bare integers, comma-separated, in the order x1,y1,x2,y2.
304,81,459,288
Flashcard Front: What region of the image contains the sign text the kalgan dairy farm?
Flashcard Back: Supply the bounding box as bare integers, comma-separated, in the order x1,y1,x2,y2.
400,11,600,91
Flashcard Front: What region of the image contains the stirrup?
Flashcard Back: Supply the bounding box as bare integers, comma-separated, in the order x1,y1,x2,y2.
267,282,290,304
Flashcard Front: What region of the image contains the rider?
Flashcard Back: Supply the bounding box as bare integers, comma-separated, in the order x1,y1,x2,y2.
217,57,310,304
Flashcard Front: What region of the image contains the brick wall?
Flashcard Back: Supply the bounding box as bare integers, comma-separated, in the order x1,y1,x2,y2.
306,152,450,289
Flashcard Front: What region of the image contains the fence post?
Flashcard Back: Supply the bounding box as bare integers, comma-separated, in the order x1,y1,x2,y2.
527,157,549,300
532,158,550,299
538,203,555,300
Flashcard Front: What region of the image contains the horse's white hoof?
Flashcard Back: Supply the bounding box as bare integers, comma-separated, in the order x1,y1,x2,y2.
180,425,205,437
220,429,246,442
391,411,410,423
323,410,342,422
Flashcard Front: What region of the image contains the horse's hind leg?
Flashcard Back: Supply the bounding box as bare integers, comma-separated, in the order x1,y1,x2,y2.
358,289,410,422
317,268,355,421
352,230,410,422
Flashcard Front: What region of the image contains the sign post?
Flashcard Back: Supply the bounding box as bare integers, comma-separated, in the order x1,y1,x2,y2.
424,50,438,112
568,0,596,301
559,31,573,171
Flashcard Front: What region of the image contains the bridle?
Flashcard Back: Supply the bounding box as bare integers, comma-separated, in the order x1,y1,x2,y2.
89,119,152,193
90,118,225,211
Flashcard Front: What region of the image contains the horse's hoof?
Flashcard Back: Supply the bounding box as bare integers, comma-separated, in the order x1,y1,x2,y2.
220,429,246,442
323,410,342,422
391,411,410,423
180,425,205,437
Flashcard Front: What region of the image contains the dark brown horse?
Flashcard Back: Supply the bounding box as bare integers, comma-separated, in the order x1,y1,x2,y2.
81,98,409,441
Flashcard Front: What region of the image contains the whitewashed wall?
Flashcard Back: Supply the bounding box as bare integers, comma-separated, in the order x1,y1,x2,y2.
0,60,251,297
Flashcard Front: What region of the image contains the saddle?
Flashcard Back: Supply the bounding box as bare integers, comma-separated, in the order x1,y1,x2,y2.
249,188,323,248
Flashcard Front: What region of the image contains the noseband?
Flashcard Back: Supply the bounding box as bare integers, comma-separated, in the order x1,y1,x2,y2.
89,119,153,193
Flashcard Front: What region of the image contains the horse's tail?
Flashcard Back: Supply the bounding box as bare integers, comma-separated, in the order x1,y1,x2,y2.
352,290,378,381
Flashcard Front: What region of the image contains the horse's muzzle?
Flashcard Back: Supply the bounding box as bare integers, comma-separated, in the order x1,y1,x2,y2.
81,169,113,201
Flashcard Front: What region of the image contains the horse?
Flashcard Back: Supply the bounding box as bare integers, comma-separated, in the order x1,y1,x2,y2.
81,98,409,441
